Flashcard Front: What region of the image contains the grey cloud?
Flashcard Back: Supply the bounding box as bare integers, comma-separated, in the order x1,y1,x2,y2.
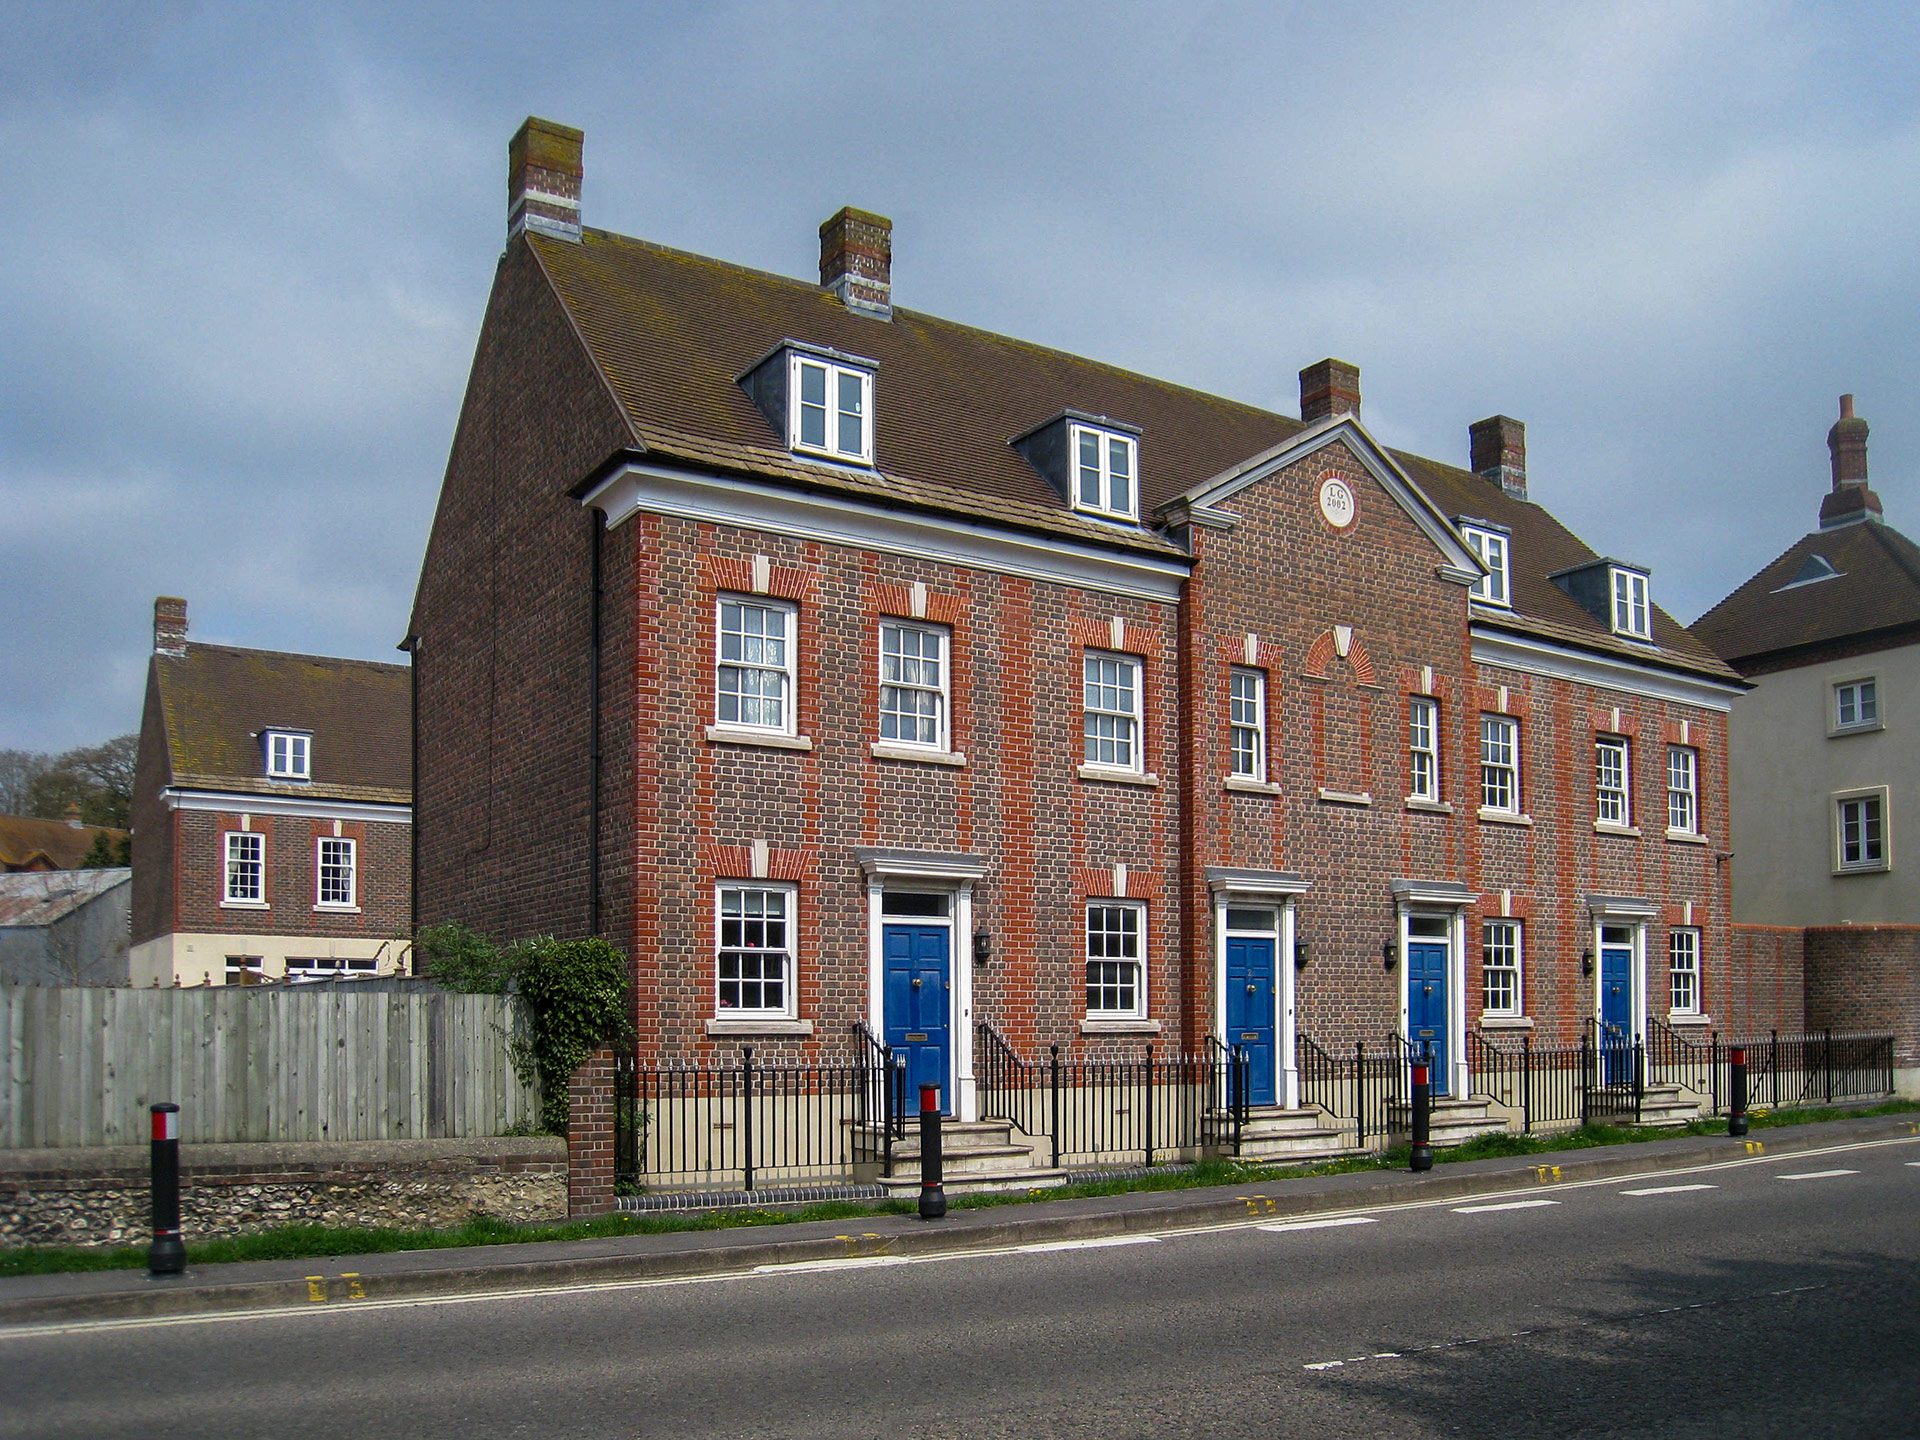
3,0,1918,749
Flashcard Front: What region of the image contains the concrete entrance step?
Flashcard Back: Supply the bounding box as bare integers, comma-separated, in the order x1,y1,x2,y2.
876,1167,1071,1198
1391,1096,1510,1147
1228,1106,1361,1163
1631,1083,1705,1128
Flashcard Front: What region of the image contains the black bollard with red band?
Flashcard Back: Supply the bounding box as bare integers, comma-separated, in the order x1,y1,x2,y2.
917,1083,946,1220
148,1102,186,1275
1728,1046,1750,1138
1410,1060,1434,1172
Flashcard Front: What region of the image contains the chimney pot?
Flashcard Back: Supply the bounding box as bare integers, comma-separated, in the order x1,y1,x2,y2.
819,207,893,319
1821,393,1881,528
153,596,188,658
1299,359,1360,424
509,117,583,244
1469,415,1528,500
64,802,83,829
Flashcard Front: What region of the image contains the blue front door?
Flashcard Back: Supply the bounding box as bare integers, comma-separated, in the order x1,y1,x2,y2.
1600,945,1633,1084
1225,936,1277,1106
884,924,951,1114
1407,941,1449,1096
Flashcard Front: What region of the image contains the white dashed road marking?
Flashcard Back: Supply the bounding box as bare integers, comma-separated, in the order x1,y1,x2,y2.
1777,1169,1860,1181
1017,1235,1161,1253
1619,1184,1718,1196
1257,1217,1379,1234
1452,1199,1559,1214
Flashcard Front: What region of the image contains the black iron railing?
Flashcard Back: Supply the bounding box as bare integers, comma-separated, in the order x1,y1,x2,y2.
613,1042,890,1193
1718,1029,1894,1110
1460,1024,1895,1136
972,1025,1247,1168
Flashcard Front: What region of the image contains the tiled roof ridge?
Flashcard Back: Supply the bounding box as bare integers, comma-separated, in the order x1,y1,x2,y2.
557,228,1300,430
1864,517,1920,593
165,641,410,676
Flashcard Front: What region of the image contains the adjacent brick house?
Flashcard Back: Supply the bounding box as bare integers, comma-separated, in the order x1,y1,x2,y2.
130,598,412,985
410,118,1758,1125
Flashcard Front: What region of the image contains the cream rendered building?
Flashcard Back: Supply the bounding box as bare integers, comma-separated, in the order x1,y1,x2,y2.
1697,397,1920,925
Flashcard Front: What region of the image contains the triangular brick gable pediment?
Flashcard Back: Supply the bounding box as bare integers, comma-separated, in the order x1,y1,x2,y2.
1162,415,1486,583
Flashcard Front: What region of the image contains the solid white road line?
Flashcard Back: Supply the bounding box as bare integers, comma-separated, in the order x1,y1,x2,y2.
1257,1217,1379,1234
1452,1200,1559,1214
1776,1169,1860,1181
10,1136,1917,1342
1016,1235,1161,1253
1619,1184,1718,1196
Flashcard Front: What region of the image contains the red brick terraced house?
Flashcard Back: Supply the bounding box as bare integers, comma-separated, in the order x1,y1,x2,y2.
130,598,413,986
410,119,1766,1166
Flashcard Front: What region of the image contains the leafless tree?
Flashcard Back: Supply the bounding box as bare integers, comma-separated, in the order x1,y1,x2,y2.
0,749,53,814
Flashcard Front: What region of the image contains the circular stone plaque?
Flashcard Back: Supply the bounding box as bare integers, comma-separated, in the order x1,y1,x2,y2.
1318,475,1357,529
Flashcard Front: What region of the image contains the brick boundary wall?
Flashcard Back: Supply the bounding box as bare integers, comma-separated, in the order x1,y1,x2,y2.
567,1045,616,1218
1804,924,1920,1072
1726,925,1808,1037
0,1137,565,1248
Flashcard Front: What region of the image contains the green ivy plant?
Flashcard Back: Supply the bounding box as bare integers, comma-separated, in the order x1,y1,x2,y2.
416,924,630,1134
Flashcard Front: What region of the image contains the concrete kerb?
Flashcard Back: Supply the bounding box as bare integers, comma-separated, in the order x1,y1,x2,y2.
4,1112,1917,1328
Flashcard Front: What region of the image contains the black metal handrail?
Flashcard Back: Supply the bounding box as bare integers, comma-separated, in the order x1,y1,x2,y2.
854,1020,906,1177
1298,1035,1403,1148
1205,1034,1248,1158
975,1022,1056,1166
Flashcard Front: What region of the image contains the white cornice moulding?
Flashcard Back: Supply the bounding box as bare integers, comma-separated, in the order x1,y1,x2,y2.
1470,628,1742,712
163,789,412,824
579,461,1189,603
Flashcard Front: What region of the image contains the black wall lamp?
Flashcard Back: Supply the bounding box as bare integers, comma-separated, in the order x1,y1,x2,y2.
1382,941,1398,971
1293,940,1311,969
1580,949,1594,977
973,931,993,966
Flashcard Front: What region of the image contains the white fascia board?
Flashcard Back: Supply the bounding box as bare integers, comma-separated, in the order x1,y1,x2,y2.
580,461,1189,604
163,788,412,825
1471,627,1743,712
1173,417,1486,578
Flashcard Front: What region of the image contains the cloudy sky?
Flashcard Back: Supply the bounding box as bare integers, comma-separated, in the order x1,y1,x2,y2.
4,1,1917,752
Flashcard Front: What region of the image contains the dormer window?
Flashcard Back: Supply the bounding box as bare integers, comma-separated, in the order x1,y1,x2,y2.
1550,557,1654,643
1072,424,1137,521
264,729,311,781
1610,567,1651,639
1458,521,1511,606
738,341,877,468
791,353,871,463
1010,410,1143,525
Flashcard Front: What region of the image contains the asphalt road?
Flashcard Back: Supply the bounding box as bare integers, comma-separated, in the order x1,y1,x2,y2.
4,1138,1918,1439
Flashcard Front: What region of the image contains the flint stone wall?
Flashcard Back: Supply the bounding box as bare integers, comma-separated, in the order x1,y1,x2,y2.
0,1136,566,1247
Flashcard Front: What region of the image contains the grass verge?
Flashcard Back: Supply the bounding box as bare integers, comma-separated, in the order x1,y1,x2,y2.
4,1099,1913,1279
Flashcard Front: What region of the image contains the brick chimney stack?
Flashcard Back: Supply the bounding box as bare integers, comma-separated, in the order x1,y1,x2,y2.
509,118,583,244
1470,415,1528,500
1299,359,1360,424
819,207,893,319
1820,394,1883,529
153,596,188,658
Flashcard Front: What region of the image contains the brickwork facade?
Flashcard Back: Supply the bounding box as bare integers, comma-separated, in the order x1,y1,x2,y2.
410,188,1782,1121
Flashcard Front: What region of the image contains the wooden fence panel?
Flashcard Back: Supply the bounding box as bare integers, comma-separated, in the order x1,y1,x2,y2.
0,986,540,1147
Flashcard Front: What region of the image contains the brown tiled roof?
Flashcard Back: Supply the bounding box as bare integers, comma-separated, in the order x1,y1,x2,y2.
0,815,126,872
528,229,1736,683
1393,453,1740,681
154,644,410,802
1693,519,1920,670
